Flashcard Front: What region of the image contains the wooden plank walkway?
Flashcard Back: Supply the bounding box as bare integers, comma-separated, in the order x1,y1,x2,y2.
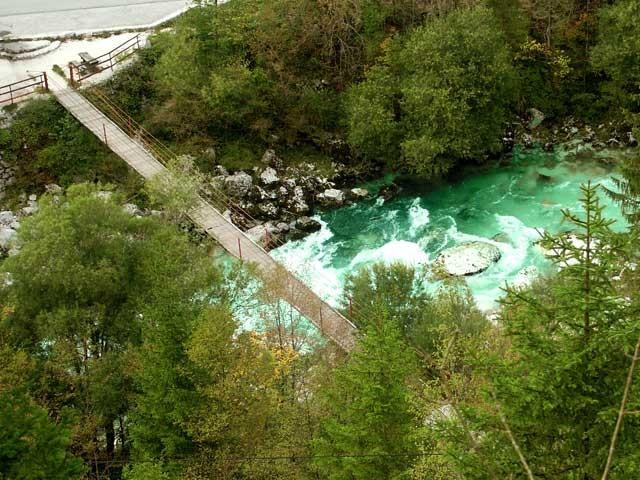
48,76,357,351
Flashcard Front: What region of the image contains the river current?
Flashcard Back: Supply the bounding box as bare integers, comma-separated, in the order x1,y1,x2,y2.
271,146,629,311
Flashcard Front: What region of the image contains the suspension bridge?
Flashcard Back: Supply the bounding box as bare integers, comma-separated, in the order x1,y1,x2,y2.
42,74,357,351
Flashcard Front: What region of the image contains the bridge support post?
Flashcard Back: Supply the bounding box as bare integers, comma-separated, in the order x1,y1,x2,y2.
103,124,108,146
237,237,243,260
43,73,49,92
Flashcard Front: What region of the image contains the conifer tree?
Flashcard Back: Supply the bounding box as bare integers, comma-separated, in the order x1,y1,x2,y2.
313,306,418,479
429,183,640,478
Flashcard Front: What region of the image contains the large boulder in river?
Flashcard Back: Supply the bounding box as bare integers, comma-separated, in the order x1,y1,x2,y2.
434,241,502,276
224,172,253,198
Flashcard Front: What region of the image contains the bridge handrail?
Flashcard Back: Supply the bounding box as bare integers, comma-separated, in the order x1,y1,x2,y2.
82,86,370,331
0,72,48,105
49,78,358,349
69,34,142,84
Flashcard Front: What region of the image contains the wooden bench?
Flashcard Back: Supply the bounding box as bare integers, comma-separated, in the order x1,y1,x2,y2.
79,52,98,66
70,60,87,73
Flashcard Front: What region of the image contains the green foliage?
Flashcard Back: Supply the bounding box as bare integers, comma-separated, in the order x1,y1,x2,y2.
144,155,206,221
346,6,517,177
0,389,85,480
0,183,226,475
345,263,488,355
434,184,640,478
0,99,128,192
603,147,640,226
313,309,417,479
123,462,175,480
345,65,401,164
592,0,640,114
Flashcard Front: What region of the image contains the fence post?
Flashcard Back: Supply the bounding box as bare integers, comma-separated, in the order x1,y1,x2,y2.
8,85,13,105
237,237,243,260
102,124,108,146
68,64,75,86
43,72,49,92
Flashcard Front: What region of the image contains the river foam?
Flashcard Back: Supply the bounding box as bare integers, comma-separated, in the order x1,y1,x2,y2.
271,148,627,311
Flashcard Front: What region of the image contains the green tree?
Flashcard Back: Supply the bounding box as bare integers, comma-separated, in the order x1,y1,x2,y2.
344,263,488,355
592,0,640,115
0,390,85,480
0,344,85,480
0,183,222,476
346,6,517,177
313,307,418,479
436,184,640,478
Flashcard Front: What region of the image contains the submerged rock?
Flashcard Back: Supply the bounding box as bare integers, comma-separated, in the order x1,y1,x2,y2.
379,183,399,201
434,241,502,276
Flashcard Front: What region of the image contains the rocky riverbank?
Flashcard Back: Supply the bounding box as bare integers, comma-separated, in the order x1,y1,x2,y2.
201,149,378,249
506,109,637,153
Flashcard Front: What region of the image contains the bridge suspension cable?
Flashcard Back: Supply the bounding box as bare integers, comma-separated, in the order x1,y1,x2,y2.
47,73,358,351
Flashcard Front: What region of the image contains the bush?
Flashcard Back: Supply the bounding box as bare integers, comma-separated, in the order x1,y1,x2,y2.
0,99,129,193
592,0,640,116
346,6,517,178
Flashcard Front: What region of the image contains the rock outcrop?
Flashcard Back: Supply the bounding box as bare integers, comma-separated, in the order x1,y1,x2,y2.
317,188,344,207
224,172,253,198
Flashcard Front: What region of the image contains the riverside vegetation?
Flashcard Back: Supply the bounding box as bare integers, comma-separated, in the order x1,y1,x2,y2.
1,0,640,479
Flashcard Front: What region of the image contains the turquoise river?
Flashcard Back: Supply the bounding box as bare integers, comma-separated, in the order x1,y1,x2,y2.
271,146,631,312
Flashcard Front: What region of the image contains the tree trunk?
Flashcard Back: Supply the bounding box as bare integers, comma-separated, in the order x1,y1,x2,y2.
105,419,115,457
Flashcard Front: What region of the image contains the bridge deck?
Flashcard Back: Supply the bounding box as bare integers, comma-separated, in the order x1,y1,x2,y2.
49,77,357,351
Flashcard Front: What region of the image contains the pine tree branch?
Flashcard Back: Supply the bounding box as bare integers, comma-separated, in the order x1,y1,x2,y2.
601,333,640,480
494,398,536,480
